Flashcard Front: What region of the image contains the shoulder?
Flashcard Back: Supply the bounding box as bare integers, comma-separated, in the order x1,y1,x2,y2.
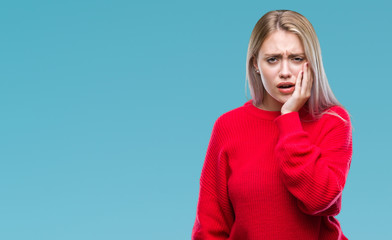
214,103,248,128
208,103,249,139
322,105,351,125
317,105,353,147
207,104,247,146
313,105,353,136
301,105,352,134
326,105,350,118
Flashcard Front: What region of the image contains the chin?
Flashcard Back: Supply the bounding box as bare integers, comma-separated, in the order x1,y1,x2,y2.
276,97,289,104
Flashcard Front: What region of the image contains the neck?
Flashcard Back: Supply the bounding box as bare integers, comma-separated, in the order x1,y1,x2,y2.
257,99,282,111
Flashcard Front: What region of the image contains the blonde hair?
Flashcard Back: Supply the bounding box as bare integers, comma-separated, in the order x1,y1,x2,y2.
245,10,349,123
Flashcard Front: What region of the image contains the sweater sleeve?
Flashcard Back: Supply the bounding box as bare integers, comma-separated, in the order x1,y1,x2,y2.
273,108,353,216
192,117,234,240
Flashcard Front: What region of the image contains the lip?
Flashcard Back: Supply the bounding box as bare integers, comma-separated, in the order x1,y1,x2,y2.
278,86,295,94
277,81,295,94
277,82,295,88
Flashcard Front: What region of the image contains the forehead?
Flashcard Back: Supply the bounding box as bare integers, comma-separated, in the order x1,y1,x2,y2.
259,30,304,54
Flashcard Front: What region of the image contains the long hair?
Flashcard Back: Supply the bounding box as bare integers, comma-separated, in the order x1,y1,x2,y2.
245,10,348,122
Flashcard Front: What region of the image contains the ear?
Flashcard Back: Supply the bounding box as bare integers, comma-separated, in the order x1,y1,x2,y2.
252,55,259,70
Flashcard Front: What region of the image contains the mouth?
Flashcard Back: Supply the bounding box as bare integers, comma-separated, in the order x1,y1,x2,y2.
277,82,295,88
277,84,295,94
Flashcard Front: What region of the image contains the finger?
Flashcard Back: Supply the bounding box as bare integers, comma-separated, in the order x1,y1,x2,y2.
301,63,309,96
295,70,303,95
305,63,313,95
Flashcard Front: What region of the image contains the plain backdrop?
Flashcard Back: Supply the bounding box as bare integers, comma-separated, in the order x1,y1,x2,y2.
0,0,391,239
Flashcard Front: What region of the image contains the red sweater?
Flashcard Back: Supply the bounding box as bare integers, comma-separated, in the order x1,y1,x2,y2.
192,100,353,240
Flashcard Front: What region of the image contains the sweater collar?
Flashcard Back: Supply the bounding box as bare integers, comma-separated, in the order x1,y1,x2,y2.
243,100,281,120
243,100,310,121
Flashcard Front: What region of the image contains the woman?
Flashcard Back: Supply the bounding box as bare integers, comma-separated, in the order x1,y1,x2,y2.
191,10,353,240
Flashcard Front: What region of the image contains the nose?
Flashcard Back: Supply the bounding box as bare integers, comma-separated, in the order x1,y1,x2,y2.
279,59,292,79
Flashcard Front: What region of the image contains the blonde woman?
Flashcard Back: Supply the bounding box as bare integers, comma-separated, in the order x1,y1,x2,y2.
192,10,353,240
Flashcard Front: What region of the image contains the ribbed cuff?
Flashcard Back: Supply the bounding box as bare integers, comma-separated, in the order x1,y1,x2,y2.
273,111,303,135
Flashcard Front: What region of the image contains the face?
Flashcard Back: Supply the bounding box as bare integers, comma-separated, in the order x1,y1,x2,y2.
253,30,307,111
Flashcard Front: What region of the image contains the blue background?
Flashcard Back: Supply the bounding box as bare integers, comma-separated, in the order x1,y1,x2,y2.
0,0,390,239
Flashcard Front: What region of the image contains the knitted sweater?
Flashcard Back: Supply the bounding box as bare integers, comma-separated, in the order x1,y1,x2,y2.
192,100,353,240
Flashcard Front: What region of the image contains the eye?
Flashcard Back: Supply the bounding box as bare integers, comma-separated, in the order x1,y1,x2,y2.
292,57,304,62
266,57,278,63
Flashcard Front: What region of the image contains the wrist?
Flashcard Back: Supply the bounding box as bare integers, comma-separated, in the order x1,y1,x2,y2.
281,110,293,115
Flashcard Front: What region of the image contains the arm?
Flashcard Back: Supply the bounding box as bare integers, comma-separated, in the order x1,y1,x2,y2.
273,108,353,216
192,117,234,240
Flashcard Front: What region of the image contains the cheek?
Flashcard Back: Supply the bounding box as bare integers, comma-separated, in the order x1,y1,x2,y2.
291,64,304,76
260,66,279,81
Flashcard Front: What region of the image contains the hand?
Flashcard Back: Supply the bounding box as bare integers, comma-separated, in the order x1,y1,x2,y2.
281,62,313,115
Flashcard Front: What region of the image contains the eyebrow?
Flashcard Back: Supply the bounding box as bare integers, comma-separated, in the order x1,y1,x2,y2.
264,53,305,57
